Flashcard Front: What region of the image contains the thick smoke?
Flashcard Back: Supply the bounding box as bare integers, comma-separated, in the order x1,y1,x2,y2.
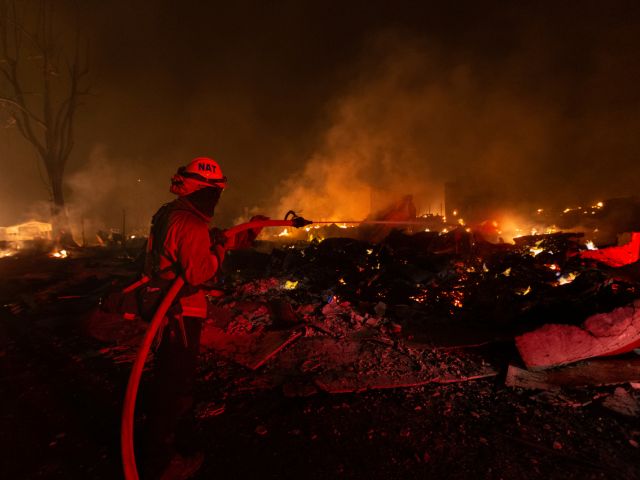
274,35,556,221
274,25,640,222
64,145,172,241
2,3,640,232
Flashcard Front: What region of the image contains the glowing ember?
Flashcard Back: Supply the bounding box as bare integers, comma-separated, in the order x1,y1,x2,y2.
409,293,428,304
557,272,577,285
450,289,464,309
283,280,298,290
50,249,69,259
278,228,291,237
585,240,597,250
529,247,544,256
0,249,16,258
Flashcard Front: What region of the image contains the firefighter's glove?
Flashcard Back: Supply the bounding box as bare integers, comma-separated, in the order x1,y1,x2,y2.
211,243,226,268
247,215,269,240
209,227,228,247
209,228,227,267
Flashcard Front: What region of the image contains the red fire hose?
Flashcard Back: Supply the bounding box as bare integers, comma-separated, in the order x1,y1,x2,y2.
121,216,310,480
121,276,184,480
223,218,307,248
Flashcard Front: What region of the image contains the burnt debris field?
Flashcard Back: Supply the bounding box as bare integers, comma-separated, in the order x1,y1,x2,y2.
1,228,640,480
3,2,640,479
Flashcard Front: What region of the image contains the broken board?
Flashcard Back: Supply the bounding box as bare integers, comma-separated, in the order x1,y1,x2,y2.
200,325,303,370
506,357,640,391
303,337,497,394
314,368,497,394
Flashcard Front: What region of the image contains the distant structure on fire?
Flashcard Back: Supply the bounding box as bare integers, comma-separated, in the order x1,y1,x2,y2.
370,188,434,218
0,220,52,243
444,179,508,222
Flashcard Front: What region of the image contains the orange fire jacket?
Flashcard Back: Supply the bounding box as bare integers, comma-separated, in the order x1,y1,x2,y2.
144,197,220,318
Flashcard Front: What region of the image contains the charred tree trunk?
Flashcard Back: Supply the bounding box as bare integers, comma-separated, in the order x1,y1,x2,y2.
48,163,74,244
0,0,88,244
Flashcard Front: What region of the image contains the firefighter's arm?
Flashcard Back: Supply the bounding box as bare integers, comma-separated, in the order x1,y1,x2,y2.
243,214,269,245
214,215,270,250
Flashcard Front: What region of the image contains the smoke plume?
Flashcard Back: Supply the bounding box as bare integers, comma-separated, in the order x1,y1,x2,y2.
274,21,640,223
274,33,557,222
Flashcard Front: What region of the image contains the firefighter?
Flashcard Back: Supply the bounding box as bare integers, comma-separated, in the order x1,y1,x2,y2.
141,157,228,479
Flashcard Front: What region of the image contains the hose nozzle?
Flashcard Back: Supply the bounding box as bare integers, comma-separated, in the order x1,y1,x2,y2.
284,210,313,228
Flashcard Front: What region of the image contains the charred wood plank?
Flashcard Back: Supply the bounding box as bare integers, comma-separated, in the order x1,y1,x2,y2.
200,325,304,370
506,358,640,390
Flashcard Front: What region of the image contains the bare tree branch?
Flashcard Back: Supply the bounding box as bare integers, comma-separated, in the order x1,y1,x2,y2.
0,96,47,128
0,0,90,236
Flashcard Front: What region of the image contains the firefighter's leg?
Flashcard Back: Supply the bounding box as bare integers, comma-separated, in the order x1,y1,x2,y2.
142,315,201,476
174,316,203,453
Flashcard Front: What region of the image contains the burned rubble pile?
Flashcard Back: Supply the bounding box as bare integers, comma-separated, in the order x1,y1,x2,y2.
3,229,639,402
2,231,640,479
186,227,640,402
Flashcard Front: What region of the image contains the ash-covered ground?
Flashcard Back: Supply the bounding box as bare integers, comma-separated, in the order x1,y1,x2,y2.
1,233,640,479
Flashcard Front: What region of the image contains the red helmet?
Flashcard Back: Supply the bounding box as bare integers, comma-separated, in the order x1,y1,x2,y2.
183,157,227,188
170,157,227,196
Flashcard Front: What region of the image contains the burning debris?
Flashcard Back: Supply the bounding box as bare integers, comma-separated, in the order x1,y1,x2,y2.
69,219,640,394
3,215,640,479
0,220,53,256
3,1,640,477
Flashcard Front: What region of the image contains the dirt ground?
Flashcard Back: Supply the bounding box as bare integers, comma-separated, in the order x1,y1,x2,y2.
1,249,639,479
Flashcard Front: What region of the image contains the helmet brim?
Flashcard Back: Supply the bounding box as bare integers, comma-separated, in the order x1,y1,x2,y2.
178,167,227,189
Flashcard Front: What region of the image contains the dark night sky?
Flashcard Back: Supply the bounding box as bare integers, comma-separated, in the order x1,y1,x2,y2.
1,0,640,231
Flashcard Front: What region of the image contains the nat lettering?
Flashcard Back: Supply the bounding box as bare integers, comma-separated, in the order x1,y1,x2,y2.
198,163,216,172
